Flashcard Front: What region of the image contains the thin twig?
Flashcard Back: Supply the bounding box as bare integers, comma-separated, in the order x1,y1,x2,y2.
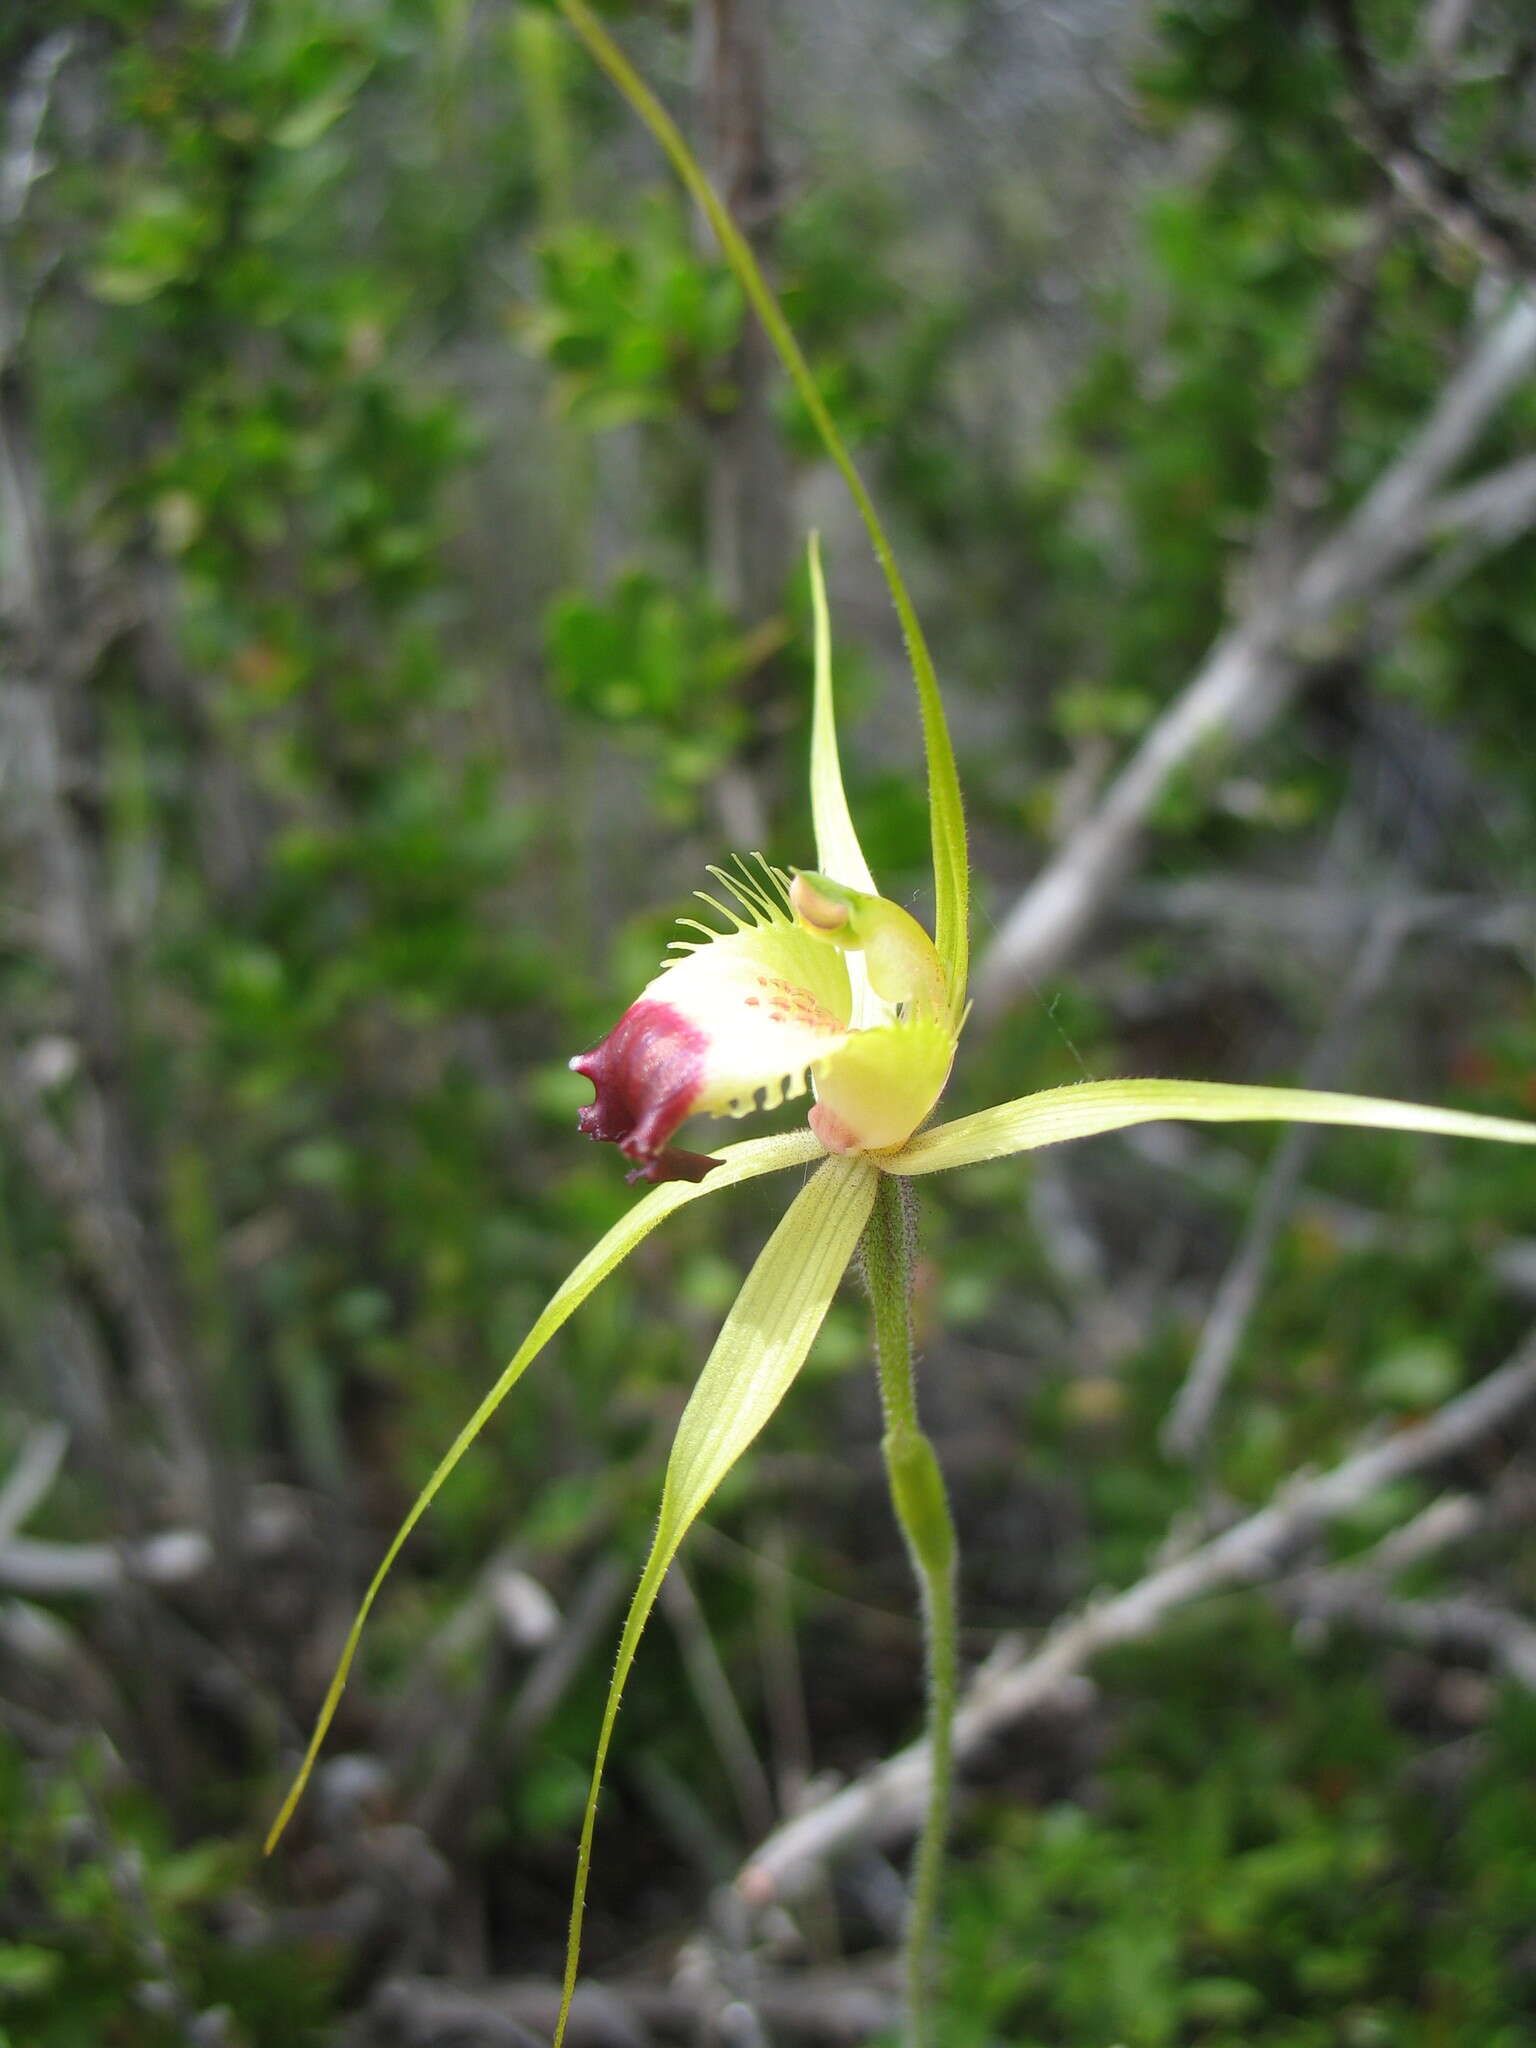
1256,196,1400,576
1122,880,1536,954
752,1518,816,1817
0,1049,217,1519
0,1420,68,1548
0,1528,213,1597
1115,1119,1536,1308
501,1553,629,1755
738,1321,1536,1904
1276,1484,1536,1687
1163,907,1411,1459
0,31,74,237
1422,450,1536,552
363,1963,901,2047
972,288,1536,1017
1281,1574,1536,1693
73,1766,238,2048
662,1561,778,1841
695,0,788,852
0,291,225,1530
1323,0,1536,284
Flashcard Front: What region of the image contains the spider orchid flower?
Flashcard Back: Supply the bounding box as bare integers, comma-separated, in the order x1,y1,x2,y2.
268,535,1536,2034
268,13,1536,2042
569,860,957,1180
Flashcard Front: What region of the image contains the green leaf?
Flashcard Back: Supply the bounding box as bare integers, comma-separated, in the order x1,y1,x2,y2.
0,1944,61,1999
264,1126,822,1854
1364,1337,1463,1411
89,186,216,304
807,534,876,896
884,1078,1536,1177
554,1151,878,2044
557,0,969,1024
271,52,373,151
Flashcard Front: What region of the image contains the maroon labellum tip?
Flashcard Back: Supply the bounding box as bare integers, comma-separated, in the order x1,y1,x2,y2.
570,998,716,1179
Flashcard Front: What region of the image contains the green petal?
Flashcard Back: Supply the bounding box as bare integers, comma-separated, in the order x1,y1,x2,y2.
553,1153,878,2044
882,1078,1536,1177
807,534,876,897
264,1127,822,1855
557,0,969,1024
811,1017,957,1156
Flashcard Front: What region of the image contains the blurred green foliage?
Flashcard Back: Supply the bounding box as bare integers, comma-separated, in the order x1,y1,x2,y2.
0,1739,333,2045
945,1618,1536,2047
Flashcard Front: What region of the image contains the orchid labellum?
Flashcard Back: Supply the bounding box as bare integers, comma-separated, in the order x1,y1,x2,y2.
570,860,956,1179
268,10,1536,2046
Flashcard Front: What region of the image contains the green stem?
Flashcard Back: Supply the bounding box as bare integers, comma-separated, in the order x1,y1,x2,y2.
862,1172,958,2047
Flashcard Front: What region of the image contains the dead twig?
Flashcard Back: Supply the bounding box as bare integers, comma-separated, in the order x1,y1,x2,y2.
74,1765,238,2048
0,1420,68,1548
1257,195,1400,575
695,0,788,853
0,261,225,1531
738,1320,1536,1904
0,1528,213,1598
362,1960,901,2046
1162,906,1411,1460
1323,0,1536,285
972,287,1536,1018
1281,1573,1536,1693
1120,880,1536,955
1115,1119,1536,1308
662,1561,777,1842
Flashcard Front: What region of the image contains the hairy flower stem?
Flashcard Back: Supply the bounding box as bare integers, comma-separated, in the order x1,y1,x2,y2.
862,1171,958,2046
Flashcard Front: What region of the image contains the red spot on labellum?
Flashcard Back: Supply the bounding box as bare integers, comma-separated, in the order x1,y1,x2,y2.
570,999,721,1182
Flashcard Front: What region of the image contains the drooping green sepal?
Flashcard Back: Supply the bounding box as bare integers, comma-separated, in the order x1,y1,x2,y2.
553,1153,878,2045
264,1126,823,1856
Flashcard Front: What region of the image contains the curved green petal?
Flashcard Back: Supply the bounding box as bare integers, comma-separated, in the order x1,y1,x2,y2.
557,0,969,1024
264,1126,823,1855
807,534,876,898
554,1152,878,2045
811,1017,957,1156
882,1078,1536,1177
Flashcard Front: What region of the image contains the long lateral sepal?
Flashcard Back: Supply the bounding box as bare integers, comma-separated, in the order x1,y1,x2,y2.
264,1127,823,1854
882,1078,1536,1177
553,1153,878,2044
